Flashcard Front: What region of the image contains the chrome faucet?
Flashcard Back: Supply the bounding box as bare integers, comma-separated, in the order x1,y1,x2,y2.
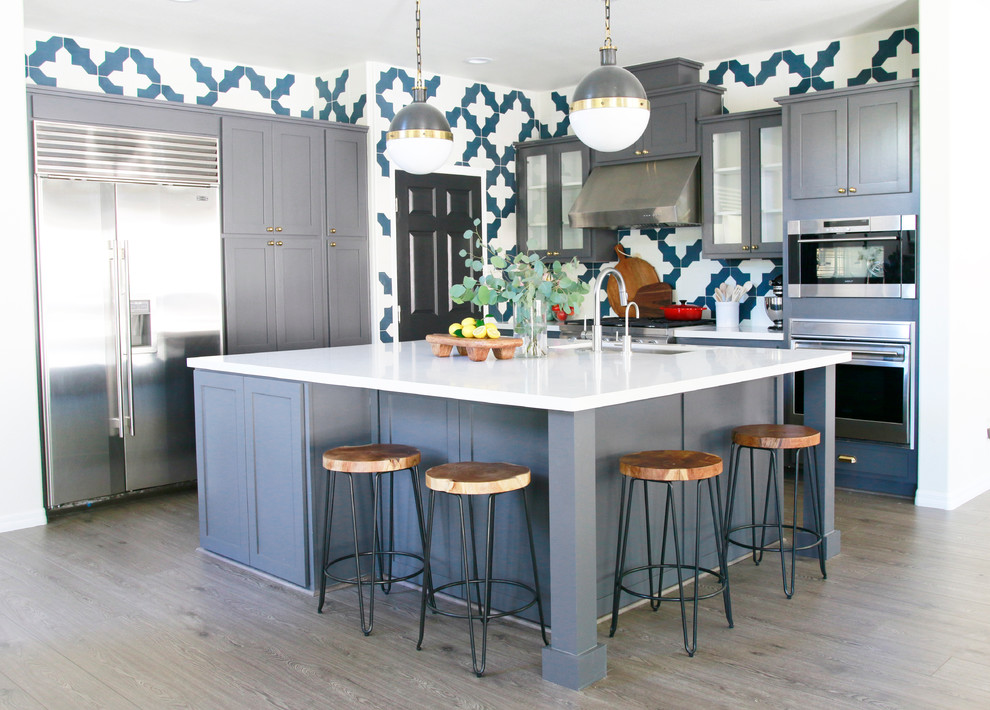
592,266,628,352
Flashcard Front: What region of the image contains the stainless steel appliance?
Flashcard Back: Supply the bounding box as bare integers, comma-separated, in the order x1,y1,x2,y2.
33,121,222,509
787,215,917,298
765,275,783,331
789,319,915,448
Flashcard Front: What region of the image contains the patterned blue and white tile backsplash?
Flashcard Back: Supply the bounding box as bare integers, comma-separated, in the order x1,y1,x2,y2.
24,26,918,340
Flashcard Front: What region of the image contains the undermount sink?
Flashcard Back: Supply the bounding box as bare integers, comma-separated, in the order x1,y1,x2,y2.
550,340,703,355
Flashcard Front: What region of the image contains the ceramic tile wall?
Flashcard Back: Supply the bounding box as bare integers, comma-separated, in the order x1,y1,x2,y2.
24,25,919,339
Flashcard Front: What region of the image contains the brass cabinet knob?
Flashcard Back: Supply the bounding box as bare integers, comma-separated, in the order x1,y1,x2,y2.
330,241,337,247
330,228,337,234
838,455,857,464
849,187,858,193
642,150,649,155
742,245,751,250
752,244,759,250
267,227,274,232
634,150,642,156
267,240,275,246
838,188,847,194
276,241,283,246
275,226,283,232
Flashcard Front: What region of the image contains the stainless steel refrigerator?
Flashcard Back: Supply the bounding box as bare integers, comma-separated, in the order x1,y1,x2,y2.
33,122,223,509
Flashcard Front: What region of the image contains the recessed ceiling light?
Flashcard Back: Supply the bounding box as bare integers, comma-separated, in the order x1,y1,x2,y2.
465,57,494,65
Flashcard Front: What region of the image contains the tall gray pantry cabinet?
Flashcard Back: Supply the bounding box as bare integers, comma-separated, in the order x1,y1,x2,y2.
221,116,371,354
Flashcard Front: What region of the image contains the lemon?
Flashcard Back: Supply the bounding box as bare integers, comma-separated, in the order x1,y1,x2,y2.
472,324,489,338
461,317,477,330
448,322,461,336
485,325,500,339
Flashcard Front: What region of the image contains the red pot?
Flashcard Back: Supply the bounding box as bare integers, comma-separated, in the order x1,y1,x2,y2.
662,301,708,321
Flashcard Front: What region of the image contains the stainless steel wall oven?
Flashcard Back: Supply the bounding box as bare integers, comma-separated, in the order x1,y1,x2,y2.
789,319,915,448
787,215,917,298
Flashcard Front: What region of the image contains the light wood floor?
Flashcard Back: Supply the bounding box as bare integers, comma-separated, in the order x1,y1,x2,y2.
1,487,989,709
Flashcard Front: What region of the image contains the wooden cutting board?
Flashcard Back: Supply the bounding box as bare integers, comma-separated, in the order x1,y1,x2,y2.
630,282,674,317
607,245,660,317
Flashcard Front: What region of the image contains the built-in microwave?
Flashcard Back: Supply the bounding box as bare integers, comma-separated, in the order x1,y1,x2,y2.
787,215,917,298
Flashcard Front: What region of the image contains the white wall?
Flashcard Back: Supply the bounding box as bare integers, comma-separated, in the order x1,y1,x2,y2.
0,1,46,532
916,0,990,509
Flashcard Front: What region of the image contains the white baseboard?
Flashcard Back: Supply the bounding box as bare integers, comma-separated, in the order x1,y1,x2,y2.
915,480,990,510
0,507,48,534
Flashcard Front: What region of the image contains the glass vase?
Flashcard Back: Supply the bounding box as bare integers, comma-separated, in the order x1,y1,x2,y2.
516,299,548,358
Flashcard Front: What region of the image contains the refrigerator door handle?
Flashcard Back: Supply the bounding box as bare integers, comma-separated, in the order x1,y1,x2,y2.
109,241,125,438
122,241,136,437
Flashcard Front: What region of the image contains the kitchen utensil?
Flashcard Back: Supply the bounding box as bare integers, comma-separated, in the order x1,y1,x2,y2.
607,244,660,317
628,282,673,317
661,300,708,321
714,301,740,329
765,295,783,330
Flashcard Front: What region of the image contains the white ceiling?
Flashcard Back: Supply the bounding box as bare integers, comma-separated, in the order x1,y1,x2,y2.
23,0,919,91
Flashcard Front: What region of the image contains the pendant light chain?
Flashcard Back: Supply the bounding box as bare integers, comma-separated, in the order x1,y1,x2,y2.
415,0,424,89
603,0,614,49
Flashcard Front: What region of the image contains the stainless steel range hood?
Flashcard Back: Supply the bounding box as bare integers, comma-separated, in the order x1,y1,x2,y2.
568,156,700,229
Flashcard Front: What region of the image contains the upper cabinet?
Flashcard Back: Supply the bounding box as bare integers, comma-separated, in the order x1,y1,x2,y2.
593,84,725,166
779,80,915,200
221,116,325,236
700,109,783,258
516,135,613,261
325,128,368,239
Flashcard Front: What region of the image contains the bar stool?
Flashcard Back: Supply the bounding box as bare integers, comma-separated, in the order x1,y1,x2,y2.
609,450,732,657
723,424,826,598
416,462,548,677
318,443,427,636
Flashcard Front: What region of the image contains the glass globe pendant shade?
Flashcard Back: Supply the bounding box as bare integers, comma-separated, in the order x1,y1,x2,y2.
569,47,650,153
386,88,453,175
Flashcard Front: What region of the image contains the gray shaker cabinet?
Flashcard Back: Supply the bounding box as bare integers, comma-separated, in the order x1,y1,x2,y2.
223,236,328,354
783,82,913,200
325,128,372,345
327,236,372,346
221,116,325,236
195,371,309,587
700,109,783,258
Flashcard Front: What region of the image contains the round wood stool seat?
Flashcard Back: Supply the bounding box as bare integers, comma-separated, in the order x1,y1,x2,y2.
619,450,723,482
731,424,820,450
424,462,530,496
322,443,421,473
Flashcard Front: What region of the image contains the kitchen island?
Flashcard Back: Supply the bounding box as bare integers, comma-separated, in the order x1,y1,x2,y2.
189,341,848,690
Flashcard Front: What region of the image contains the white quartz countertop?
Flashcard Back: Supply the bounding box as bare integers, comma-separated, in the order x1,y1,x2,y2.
673,323,785,341
189,341,847,412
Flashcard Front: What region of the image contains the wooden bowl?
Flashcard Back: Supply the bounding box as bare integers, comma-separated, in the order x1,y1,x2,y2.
425,334,523,362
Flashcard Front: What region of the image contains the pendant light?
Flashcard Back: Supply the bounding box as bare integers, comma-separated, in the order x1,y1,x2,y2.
386,0,454,175
569,0,650,153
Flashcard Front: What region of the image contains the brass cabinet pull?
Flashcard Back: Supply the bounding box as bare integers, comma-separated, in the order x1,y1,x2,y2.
742,245,750,250
751,244,759,250
330,228,337,234
330,241,337,247
267,240,275,246
275,226,283,232
848,187,858,193
838,188,847,194
642,150,649,155
276,241,283,246
838,455,857,464
267,227,274,232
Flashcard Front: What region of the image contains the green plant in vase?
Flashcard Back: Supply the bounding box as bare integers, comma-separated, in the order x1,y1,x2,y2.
449,219,589,357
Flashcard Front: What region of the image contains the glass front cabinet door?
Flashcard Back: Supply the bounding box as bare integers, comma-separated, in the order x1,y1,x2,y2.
517,136,599,260
700,109,783,258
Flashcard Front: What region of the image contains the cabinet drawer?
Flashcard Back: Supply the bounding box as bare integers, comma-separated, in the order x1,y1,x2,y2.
833,439,916,497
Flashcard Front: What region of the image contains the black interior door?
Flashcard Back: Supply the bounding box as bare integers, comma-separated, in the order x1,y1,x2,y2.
395,171,480,341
